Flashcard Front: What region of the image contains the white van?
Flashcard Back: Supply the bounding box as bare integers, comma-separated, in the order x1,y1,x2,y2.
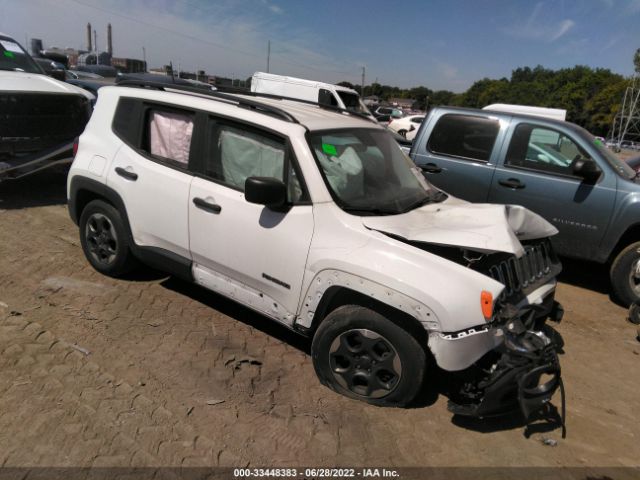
250,71,372,117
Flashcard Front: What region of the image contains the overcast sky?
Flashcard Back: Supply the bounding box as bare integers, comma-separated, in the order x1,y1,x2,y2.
0,0,638,91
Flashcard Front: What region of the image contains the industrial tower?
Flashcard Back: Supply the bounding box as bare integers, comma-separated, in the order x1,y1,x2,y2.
609,74,640,148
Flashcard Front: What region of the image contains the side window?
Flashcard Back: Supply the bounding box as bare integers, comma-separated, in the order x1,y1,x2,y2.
427,114,499,162
205,123,306,203
142,108,194,169
410,117,423,124
112,97,139,146
505,124,592,176
318,89,339,107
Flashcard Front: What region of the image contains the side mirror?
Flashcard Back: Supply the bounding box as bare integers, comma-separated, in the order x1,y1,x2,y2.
572,158,601,183
245,177,287,209
49,69,66,81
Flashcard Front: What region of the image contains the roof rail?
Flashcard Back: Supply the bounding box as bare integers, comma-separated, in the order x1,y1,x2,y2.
215,86,377,124
116,79,299,124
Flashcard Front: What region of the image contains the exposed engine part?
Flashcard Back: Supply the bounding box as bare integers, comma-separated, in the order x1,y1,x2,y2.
447,306,566,438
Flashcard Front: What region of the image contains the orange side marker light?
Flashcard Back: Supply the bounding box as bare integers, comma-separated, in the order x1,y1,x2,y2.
481,290,493,319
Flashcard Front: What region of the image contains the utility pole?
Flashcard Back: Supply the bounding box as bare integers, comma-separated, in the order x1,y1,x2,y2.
267,40,271,73
361,66,365,97
142,47,146,71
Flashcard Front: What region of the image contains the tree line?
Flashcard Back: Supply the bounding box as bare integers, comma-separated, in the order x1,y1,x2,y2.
339,64,631,137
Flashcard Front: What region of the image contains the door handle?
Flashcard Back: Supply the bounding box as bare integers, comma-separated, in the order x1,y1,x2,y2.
420,162,442,174
115,167,138,181
498,178,526,189
193,197,222,214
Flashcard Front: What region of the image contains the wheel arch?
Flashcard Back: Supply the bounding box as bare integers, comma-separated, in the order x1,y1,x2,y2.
69,176,130,231
607,222,640,265
296,270,440,340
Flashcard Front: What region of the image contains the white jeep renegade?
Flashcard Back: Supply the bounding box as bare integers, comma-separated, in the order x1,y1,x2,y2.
68,82,565,420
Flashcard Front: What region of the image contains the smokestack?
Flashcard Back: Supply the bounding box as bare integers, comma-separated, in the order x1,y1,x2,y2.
107,23,113,56
87,23,92,51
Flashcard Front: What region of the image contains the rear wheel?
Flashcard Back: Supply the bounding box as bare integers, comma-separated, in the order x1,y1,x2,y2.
398,129,408,138
311,305,427,407
79,199,135,277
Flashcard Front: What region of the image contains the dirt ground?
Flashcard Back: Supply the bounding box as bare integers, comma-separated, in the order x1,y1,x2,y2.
0,168,639,471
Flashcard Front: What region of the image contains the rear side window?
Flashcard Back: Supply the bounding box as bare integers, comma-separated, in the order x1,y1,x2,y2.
427,114,499,162
142,107,194,169
112,97,139,146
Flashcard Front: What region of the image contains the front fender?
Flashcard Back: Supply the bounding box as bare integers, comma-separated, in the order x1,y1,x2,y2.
296,269,440,331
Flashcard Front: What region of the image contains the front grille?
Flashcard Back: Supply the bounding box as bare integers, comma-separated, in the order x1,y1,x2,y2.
487,240,560,299
0,93,89,155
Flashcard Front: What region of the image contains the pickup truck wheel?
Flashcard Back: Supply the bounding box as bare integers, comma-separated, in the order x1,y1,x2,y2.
610,241,640,307
79,200,135,277
311,305,426,407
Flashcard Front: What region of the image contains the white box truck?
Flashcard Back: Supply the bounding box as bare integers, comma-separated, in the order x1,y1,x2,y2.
250,72,372,118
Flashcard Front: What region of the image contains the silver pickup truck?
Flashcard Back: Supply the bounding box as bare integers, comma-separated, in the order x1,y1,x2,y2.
410,106,640,306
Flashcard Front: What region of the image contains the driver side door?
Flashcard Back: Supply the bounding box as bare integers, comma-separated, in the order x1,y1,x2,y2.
188,116,314,325
488,121,614,259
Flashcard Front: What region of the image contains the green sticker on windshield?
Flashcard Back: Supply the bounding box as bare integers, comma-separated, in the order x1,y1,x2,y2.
3,51,14,59
594,139,603,146
322,143,337,156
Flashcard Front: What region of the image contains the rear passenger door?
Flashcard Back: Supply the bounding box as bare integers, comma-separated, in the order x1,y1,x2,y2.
188,117,314,324
412,112,504,202
487,121,614,258
108,98,196,259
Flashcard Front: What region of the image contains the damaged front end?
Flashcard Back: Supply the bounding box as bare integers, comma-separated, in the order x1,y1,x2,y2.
0,92,91,181
442,240,566,432
447,303,564,426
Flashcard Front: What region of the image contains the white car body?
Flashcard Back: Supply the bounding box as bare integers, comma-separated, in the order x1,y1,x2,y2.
67,84,564,417
1,32,94,181
0,70,93,100
482,103,567,122
388,115,425,136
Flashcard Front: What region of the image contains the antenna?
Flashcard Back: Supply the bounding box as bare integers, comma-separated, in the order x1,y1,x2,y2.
267,40,271,73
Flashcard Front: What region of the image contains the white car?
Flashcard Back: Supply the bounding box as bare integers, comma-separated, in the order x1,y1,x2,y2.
67,83,564,419
0,32,94,181
388,114,425,138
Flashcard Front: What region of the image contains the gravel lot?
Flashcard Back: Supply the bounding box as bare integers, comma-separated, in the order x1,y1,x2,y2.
0,168,639,471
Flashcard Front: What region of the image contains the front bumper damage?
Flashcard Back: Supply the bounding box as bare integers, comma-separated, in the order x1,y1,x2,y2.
445,300,565,434
0,141,74,181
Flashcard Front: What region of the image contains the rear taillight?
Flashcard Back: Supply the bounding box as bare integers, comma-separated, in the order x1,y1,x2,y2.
72,137,79,157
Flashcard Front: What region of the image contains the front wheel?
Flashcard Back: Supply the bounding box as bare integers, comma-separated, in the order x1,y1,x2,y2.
311,305,427,407
610,241,640,307
397,129,408,138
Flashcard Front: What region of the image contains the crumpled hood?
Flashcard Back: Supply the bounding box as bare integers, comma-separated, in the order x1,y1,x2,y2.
363,202,558,256
0,71,94,100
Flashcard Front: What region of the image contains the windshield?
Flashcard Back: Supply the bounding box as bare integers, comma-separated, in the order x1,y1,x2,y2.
308,128,444,215
337,91,371,115
0,36,43,74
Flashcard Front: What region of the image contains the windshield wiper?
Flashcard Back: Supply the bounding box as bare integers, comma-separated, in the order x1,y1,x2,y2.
342,207,398,216
399,190,448,214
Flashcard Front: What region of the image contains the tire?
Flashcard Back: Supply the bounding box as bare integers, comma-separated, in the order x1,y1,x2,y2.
610,241,640,307
398,129,408,138
79,199,135,277
311,305,427,407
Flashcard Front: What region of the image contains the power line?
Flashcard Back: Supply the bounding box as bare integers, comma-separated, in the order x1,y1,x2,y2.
62,0,356,77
